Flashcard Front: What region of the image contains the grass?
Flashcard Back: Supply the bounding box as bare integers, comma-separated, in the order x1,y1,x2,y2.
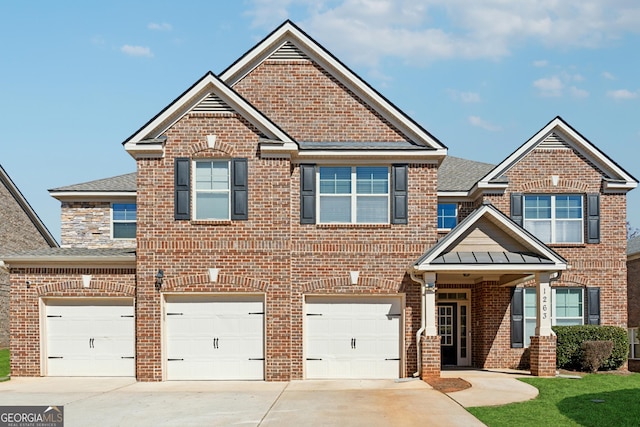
0,349,8,378
468,373,640,427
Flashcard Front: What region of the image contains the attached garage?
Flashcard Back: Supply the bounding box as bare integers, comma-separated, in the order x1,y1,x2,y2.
44,298,135,376
164,294,264,380
305,296,402,379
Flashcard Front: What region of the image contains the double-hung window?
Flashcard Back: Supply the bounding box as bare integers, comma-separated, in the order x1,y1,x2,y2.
318,166,389,224
524,195,583,243
629,328,640,359
194,160,230,220
112,203,136,239
522,288,584,346
437,203,457,229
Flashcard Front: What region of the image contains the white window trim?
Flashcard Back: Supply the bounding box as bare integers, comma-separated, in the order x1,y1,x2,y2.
523,287,584,347
192,159,231,221
437,203,458,231
524,194,584,244
629,328,640,359
111,203,136,240
316,166,390,225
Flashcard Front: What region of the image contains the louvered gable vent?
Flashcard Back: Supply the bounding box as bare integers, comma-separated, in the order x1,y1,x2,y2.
269,41,310,61
193,93,234,113
539,132,570,149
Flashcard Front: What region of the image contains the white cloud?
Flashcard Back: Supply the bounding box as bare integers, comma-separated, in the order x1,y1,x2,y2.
533,60,548,67
448,89,481,103
148,22,172,31
602,71,616,80
607,89,638,100
121,45,154,58
468,115,501,131
533,76,564,97
570,86,589,98
245,0,640,65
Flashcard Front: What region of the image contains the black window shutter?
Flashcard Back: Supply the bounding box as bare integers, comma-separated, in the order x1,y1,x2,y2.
587,287,601,325
174,158,190,220
587,193,600,244
300,164,316,224
511,193,523,227
511,287,524,348
391,164,408,224
231,158,248,220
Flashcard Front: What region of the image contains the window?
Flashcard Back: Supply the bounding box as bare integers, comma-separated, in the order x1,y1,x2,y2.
629,328,640,359
524,195,583,243
522,288,583,347
318,166,389,224
194,160,230,220
437,203,457,229
112,203,136,239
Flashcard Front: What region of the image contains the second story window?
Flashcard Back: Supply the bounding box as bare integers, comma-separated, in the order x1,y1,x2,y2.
194,160,230,220
437,203,457,229
318,166,389,224
112,203,136,239
524,195,583,244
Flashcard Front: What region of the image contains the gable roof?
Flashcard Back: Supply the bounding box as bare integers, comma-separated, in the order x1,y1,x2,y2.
122,71,294,158
412,201,567,274
438,156,495,192
0,165,57,248
49,172,136,201
220,20,446,153
478,116,637,193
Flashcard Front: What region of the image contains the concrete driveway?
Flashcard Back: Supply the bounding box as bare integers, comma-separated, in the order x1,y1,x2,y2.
0,377,484,426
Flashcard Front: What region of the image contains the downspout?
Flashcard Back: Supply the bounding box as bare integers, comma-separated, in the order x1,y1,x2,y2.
410,271,425,377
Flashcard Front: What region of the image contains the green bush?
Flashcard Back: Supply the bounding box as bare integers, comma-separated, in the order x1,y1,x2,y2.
554,325,628,371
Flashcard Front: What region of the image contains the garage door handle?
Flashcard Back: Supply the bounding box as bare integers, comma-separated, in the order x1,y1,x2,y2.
89,338,94,348
213,338,219,349
168,359,184,361
351,338,356,349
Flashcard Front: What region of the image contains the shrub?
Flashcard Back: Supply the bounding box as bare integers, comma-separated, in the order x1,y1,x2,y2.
581,340,614,372
554,325,629,371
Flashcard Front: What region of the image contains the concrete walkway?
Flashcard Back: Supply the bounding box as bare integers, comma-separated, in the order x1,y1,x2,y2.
0,371,539,426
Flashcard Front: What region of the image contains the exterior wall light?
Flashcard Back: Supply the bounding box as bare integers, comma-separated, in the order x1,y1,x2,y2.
155,269,164,291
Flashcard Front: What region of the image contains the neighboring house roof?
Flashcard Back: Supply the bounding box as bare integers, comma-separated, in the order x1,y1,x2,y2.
628,236,640,259
0,164,58,248
478,116,638,193
1,247,135,267
438,156,495,192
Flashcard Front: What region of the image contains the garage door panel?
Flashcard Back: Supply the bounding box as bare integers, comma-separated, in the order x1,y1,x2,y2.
45,299,135,377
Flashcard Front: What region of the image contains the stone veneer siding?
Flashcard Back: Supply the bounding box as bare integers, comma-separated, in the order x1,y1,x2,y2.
60,201,136,249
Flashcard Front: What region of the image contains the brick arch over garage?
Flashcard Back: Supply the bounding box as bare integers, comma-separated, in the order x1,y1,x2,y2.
302,276,401,294
162,273,269,293
36,280,135,297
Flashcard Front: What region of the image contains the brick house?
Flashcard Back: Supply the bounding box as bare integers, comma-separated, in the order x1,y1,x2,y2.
627,236,640,371
0,165,57,349
3,21,637,380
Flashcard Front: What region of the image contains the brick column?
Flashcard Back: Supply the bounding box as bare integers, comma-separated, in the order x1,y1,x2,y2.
530,335,556,377
421,334,441,380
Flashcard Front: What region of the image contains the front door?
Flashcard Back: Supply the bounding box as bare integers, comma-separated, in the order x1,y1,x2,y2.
438,303,457,366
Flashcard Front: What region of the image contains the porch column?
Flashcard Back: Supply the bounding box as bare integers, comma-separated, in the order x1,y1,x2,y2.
421,272,441,379
531,272,557,376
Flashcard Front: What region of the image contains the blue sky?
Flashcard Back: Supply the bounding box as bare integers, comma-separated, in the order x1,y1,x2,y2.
1,1,639,242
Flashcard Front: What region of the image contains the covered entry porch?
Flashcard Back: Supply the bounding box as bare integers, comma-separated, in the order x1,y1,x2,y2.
409,202,567,378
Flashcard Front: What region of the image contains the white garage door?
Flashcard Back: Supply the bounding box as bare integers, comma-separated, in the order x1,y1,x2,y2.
165,295,264,380
45,299,135,377
305,296,401,379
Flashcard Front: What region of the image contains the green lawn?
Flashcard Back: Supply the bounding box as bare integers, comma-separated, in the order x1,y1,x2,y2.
468,373,640,427
0,349,8,378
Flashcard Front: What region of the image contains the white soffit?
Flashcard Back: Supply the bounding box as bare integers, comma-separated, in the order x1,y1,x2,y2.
220,20,446,152
480,116,637,189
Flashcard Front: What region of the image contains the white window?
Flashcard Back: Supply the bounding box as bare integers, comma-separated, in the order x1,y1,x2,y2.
629,328,640,359
437,203,457,229
524,195,583,244
318,166,389,224
112,203,136,239
523,288,584,347
194,160,230,220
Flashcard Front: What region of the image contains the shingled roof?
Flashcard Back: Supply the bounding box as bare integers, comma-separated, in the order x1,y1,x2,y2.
49,173,136,193
437,156,495,192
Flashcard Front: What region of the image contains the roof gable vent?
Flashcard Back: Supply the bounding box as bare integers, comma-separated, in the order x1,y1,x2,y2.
269,41,310,61
192,93,234,113
539,132,570,149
